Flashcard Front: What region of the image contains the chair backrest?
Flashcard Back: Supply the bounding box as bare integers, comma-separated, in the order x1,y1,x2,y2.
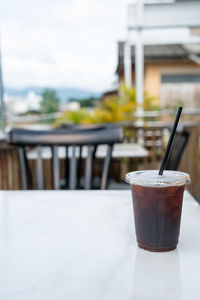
165,128,190,171
8,126,124,190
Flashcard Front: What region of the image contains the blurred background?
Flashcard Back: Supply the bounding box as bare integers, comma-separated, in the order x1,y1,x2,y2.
0,0,200,199
0,0,128,129
0,0,200,128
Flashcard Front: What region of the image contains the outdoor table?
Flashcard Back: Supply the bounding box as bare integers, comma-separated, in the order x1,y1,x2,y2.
27,143,149,159
0,190,199,299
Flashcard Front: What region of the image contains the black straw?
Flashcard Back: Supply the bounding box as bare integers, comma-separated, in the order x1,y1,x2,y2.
158,106,183,175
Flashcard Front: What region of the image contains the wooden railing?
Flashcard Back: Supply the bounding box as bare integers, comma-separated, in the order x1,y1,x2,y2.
123,122,200,202
0,140,20,189
0,121,199,202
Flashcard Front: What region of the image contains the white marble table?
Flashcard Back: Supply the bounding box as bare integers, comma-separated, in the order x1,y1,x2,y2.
0,190,199,300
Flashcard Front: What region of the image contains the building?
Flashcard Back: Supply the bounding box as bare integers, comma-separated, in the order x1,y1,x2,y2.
116,42,200,108
5,91,42,114
118,0,200,108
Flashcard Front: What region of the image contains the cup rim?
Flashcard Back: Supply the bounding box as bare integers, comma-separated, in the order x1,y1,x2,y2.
125,170,191,187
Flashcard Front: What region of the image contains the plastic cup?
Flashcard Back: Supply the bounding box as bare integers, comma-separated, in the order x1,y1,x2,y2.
125,170,190,252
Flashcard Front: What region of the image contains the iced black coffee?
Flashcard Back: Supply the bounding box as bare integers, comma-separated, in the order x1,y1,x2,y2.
126,170,190,252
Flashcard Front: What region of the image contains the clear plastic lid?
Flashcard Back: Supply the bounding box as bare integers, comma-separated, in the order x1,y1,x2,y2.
125,170,190,187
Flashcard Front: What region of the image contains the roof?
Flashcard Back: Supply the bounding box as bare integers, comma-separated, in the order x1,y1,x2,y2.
116,42,200,74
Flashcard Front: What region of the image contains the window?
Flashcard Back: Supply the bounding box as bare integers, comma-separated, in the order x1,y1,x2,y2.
161,74,200,83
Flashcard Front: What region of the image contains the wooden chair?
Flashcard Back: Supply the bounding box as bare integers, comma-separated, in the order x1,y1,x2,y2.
165,128,190,171
8,126,124,190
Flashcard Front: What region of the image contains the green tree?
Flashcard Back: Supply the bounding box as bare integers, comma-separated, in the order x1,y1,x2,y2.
40,89,59,114
80,97,100,108
68,97,100,108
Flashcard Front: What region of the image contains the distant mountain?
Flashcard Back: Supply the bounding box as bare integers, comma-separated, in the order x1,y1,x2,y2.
4,87,101,102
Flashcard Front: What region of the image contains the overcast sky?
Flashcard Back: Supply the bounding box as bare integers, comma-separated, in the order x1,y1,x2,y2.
0,0,133,92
